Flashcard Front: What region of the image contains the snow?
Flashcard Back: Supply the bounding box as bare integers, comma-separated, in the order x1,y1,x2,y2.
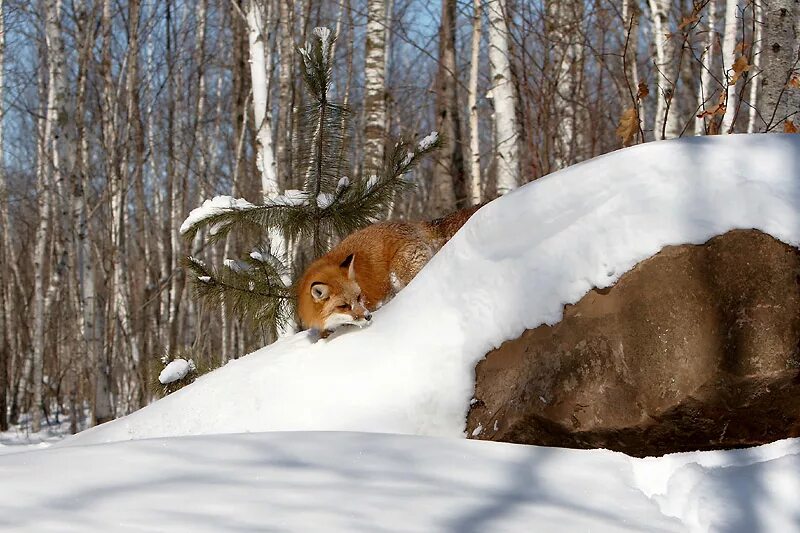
179,195,256,235
69,135,800,446
197,275,211,283
8,135,800,531
3,432,797,532
418,130,439,151
317,192,335,208
158,359,194,385
336,175,350,193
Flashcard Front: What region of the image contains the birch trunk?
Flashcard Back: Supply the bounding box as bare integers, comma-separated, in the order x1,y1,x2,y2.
468,0,483,205
696,0,717,135
623,0,646,138
277,0,294,189
649,0,682,139
720,0,741,132
432,0,466,214
759,0,799,131
247,0,279,198
487,0,520,194
363,0,387,174
548,1,585,168
95,0,117,424
747,0,763,133
30,0,67,432
0,0,6,431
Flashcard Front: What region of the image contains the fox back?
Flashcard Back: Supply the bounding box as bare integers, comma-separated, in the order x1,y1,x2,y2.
296,204,482,334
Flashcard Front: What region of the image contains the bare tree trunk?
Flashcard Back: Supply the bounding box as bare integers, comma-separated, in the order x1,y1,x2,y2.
247,0,279,198
30,0,68,432
363,0,387,174
623,0,646,138
548,1,585,168
487,0,520,194
95,0,116,425
468,0,483,205
0,0,8,431
432,0,466,215
759,0,799,131
649,0,681,139
720,0,741,132
696,0,717,135
277,0,295,190
747,0,763,133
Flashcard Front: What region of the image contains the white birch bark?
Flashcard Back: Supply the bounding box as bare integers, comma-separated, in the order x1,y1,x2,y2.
649,0,682,139
720,0,741,132
759,0,799,130
363,0,387,174
623,0,646,136
696,0,717,135
30,0,68,432
548,1,584,168
486,0,519,194
468,0,483,205
276,0,294,190
0,0,7,430
247,0,279,198
747,0,763,133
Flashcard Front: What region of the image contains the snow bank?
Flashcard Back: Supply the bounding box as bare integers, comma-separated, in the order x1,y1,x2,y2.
69,135,800,446
5,432,798,532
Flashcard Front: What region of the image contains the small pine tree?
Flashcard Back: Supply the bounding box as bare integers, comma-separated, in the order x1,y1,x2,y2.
181,27,440,338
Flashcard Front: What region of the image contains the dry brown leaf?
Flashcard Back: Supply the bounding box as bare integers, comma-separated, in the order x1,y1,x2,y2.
784,120,799,133
729,56,751,85
788,76,800,89
616,108,639,147
636,81,649,100
697,92,727,118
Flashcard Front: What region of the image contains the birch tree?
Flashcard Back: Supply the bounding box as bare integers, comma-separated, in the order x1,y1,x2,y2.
547,1,585,168
649,0,682,139
720,0,741,132
696,0,717,134
0,0,6,432
759,0,799,131
747,0,763,132
468,0,483,205
622,0,645,137
247,0,279,198
432,0,466,214
486,0,519,194
364,0,387,174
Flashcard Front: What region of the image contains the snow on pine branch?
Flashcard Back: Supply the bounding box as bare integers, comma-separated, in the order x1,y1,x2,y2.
180,196,257,235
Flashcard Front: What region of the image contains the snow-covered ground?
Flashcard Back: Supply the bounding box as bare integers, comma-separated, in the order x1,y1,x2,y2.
4,135,800,532
68,134,800,446
2,432,798,532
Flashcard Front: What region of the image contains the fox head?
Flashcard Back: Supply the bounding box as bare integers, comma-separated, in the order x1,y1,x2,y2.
298,253,372,333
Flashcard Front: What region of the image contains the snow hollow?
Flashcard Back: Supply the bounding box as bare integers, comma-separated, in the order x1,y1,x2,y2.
66,134,800,446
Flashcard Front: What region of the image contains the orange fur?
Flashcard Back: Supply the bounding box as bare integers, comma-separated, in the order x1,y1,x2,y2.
296,204,482,334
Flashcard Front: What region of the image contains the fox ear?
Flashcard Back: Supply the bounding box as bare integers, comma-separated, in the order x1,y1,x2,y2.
340,253,356,280
310,282,330,302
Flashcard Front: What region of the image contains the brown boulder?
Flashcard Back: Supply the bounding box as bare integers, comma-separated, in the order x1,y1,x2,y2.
467,230,800,457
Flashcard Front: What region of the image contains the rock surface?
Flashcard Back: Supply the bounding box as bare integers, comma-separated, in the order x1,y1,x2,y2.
467,230,800,456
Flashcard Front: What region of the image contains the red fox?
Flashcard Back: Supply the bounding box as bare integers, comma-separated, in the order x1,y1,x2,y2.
297,204,483,336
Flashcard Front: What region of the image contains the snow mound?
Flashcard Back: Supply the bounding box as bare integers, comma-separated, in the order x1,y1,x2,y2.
158,359,194,385
7,432,799,532
69,135,800,446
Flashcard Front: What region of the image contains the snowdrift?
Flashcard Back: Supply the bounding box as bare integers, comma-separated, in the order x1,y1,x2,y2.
67,134,800,446
4,432,799,532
